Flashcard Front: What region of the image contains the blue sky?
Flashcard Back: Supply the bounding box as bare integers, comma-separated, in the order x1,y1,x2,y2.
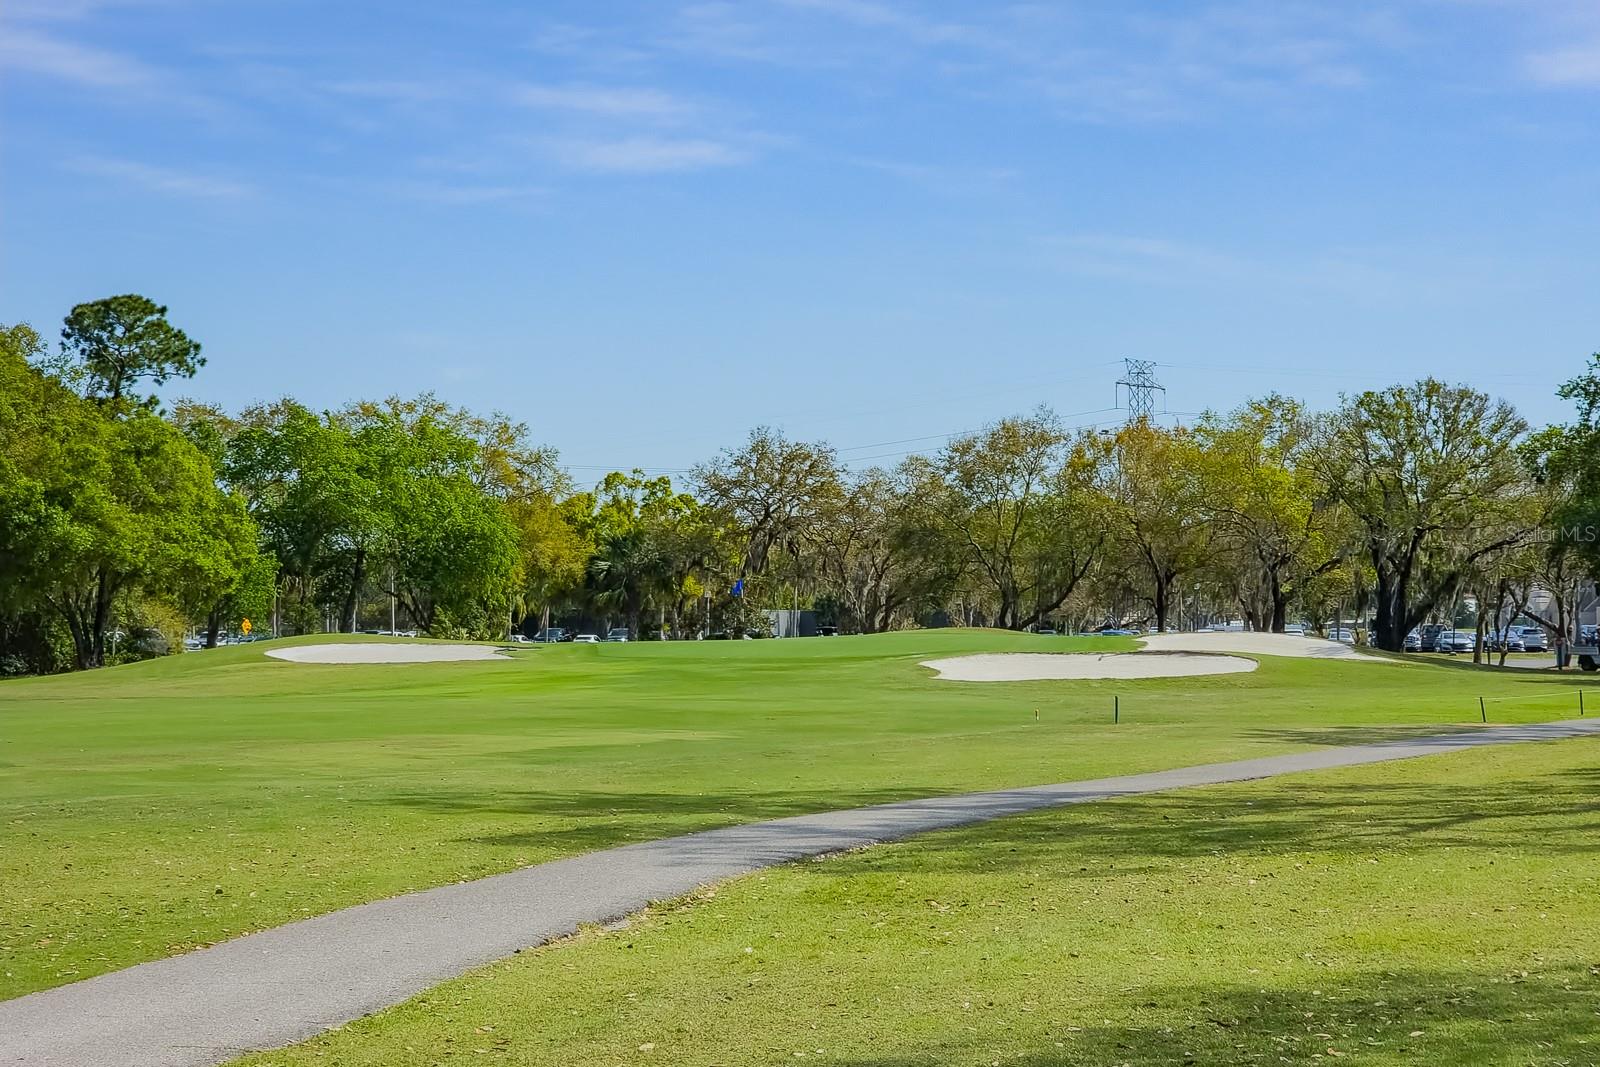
4,1,1598,475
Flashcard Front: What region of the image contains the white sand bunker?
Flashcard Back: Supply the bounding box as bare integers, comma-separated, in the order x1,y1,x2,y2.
1140,632,1379,661
266,643,509,664
923,652,1257,682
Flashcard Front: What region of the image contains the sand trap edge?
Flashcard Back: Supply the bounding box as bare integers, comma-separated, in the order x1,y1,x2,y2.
922,651,1259,682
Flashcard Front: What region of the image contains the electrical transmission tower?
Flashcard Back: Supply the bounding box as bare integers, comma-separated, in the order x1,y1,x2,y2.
1116,358,1164,423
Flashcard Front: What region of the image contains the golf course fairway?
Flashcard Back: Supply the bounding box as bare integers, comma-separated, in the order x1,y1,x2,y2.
2,630,1593,1005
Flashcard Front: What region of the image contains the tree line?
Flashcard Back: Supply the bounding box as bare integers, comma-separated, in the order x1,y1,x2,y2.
3,294,1598,674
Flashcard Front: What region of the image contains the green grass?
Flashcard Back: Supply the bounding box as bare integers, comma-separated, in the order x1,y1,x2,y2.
1,630,1594,1000
237,737,1600,1067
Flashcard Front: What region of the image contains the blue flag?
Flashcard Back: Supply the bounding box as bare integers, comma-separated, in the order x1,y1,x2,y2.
731,579,744,597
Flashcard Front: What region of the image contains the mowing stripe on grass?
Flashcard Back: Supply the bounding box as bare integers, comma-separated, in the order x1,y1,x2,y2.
3,719,1597,1067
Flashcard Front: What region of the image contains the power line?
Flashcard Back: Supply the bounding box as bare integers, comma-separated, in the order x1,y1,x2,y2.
1152,359,1556,385
572,361,1130,458
834,430,980,454
570,397,1129,475
839,412,1128,467
835,405,1122,456
566,362,1188,477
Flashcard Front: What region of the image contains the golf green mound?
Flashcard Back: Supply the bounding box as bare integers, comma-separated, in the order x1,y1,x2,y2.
265,643,510,664
922,651,1257,681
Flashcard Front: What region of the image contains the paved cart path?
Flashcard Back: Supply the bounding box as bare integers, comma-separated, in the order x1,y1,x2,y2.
4,719,1598,1067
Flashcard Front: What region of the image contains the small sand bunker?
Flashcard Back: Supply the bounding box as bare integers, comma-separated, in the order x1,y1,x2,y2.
1139,632,1378,661
922,652,1257,682
266,643,509,664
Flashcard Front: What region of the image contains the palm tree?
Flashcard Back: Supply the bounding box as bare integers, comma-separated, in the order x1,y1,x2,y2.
586,528,666,638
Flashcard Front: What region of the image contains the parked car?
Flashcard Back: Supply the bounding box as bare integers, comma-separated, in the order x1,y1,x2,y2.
1435,629,1474,653
572,633,600,644
533,627,566,643
1486,629,1524,652
508,634,531,644
1035,627,1056,636
1283,624,1306,637
818,626,839,637
1403,630,1421,652
1416,623,1446,652
605,628,630,642
1517,626,1549,652
1330,628,1356,644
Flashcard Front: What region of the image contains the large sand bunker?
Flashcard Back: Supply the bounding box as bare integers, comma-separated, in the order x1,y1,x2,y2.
266,643,509,664
1139,631,1379,660
922,652,1257,682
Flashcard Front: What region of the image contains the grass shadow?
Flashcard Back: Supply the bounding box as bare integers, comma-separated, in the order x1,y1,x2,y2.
1247,724,1481,747
370,785,957,851
831,964,1600,1066
838,774,1600,877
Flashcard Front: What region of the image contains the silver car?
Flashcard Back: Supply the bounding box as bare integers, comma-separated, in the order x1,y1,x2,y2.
1489,629,1524,652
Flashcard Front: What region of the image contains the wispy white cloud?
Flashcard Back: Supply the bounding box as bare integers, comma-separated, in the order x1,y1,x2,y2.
547,136,747,174
68,156,255,199
1039,231,1510,304
514,83,693,120
667,3,811,65
1524,40,1600,86
1043,234,1250,283
321,79,460,104
2,3,230,119
672,1,1395,122
394,180,548,206
1018,5,1391,121
0,27,156,89
776,0,993,48
3,0,185,21
851,157,1019,194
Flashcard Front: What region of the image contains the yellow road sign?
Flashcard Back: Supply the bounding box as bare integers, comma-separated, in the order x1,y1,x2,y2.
241,618,252,635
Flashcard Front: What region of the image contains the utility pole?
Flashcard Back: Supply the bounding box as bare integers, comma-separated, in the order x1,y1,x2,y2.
1116,358,1164,423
